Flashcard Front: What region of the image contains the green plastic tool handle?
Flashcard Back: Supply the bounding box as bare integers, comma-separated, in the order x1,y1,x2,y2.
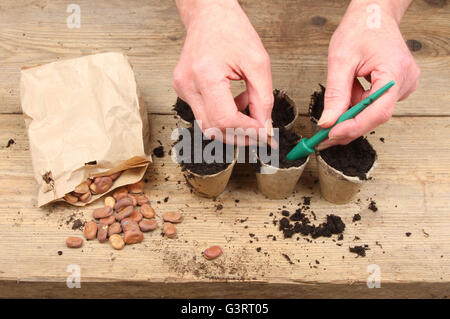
286,80,395,161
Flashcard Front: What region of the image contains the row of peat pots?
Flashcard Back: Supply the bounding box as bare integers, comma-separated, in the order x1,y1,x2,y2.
171,87,377,204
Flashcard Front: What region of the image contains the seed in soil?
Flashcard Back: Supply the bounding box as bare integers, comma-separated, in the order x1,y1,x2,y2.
97,224,109,243
113,187,128,200
163,212,183,223
83,221,98,240
203,245,223,260
66,237,83,248
130,211,143,223
93,206,113,219
108,222,122,237
163,222,176,238
139,219,158,232
104,196,116,208
99,215,115,225
141,204,155,219
115,197,133,212
109,234,125,250
124,229,144,244
128,180,144,194
115,205,134,221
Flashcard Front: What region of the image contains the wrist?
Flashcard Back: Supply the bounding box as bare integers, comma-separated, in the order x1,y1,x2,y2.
348,0,412,25
175,0,240,29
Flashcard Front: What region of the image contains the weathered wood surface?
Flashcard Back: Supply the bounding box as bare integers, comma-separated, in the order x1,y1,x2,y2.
0,0,449,115
0,114,449,298
0,0,449,298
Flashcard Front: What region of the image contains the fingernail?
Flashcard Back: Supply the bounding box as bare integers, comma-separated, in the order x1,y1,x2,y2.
317,110,333,127
316,140,335,151
265,119,274,137
329,135,345,141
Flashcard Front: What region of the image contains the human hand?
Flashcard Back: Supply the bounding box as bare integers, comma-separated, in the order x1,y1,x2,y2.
173,0,273,144
317,0,420,150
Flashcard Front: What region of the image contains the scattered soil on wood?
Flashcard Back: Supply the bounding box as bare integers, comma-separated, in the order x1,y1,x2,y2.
368,200,378,212
153,146,165,158
349,245,370,257
6,139,15,148
320,137,376,180
278,208,345,240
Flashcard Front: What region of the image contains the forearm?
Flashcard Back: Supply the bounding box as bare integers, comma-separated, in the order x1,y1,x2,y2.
175,0,240,29
348,0,413,24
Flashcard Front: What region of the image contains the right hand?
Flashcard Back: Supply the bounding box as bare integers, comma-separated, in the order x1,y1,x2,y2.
173,0,274,144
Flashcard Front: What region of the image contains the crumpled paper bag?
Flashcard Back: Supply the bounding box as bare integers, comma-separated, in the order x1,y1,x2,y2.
20,52,151,207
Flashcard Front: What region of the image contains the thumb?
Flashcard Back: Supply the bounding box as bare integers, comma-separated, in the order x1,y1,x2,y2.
319,57,357,128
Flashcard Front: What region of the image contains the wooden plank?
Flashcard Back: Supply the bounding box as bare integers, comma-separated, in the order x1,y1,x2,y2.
0,0,448,115
0,113,449,298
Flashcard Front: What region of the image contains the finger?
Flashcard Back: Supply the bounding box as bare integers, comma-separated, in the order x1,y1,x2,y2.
319,55,358,128
179,93,213,130
350,78,368,106
328,70,400,142
234,91,249,112
243,53,274,133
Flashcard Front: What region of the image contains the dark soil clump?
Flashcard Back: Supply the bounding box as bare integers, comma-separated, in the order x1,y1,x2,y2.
177,126,233,176
255,128,307,169
6,139,15,148
272,89,295,128
309,84,325,121
349,245,369,257
368,200,378,212
153,146,165,158
320,137,376,180
278,208,345,240
173,97,195,123
352,213,361,222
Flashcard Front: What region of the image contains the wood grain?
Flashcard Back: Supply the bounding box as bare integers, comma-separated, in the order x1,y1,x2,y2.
1,114,449,298
0,0,449,115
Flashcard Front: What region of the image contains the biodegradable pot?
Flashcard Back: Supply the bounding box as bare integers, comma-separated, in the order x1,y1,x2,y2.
175,114,193,127
309,116,321,134
308,85,326,134
173,98,195,127
255,155,310,199
274,89,298,130
182,147,238,198
316,152,377,204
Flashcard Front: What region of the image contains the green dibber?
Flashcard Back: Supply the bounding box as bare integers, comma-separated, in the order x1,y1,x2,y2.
286,80,395,161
